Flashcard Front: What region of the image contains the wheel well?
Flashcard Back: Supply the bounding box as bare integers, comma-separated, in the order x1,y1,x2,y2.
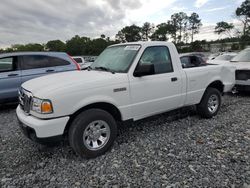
207,81,224,93
64,102,122,135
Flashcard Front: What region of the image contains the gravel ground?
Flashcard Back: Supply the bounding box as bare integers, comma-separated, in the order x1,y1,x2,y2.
0,94,250,188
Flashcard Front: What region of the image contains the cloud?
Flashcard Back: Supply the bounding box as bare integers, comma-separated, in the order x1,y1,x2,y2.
0,0,244,48
204,6,230,12
171,6,188,12
0,0,142,47
236,0,244,5
125,0,177,25
195,0,209,8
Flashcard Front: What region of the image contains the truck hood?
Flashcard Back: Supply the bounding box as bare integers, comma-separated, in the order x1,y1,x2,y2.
22,70,128,96
207,60,228,64
224,61,250,70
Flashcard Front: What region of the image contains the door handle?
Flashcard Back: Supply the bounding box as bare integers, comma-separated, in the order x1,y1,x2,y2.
8,73,18,77
171,77,178,82
46,69,55,73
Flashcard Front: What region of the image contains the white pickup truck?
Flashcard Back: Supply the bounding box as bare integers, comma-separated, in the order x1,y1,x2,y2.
17,42,235,158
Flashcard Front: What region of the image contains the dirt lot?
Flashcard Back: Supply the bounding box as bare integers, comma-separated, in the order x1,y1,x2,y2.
0,94,250,188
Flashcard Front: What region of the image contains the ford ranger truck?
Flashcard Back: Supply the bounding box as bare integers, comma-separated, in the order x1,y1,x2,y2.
16,42,235,158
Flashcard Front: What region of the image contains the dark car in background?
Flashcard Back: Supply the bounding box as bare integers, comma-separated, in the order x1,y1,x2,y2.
0,52,80,103
180,54,206,68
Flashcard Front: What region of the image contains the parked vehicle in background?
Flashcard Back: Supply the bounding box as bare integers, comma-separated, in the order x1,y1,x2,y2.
208,53,220,60
72,56,85,67
208,53,237,64
73,56,92,69
182,52,209,61
180,54,206,68
84,56,97,63
17,41,235,158
228,48,250,91
0,52,80,103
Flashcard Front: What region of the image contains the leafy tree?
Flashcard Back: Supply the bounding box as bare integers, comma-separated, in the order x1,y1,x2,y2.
116,25,142,42
214,21,234,38
183,32,190,44
167,19,178,43
0,48,4,53
2,35,119,55
12,43,44,51
115,31,126,43
171,12,188,43
11,44,24,51
188,13,202,43
5,48,15,53
236,0,250,36
65,35,90,55
106,37,110,42
240,32,250,49
231,43,240,50
190,40,203,51
46,40,66,52
151,23,172,41
141,22,154,41
100,34,106,39
150,23,168,41
86,38,108,55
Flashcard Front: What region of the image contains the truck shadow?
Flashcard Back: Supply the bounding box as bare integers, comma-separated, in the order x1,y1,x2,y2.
227,91,250,98
11,92,250,159
0,103,18,112
116,106,198,145
26,106,198,159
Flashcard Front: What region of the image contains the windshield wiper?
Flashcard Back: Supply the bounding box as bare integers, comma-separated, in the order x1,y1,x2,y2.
94,66,115,74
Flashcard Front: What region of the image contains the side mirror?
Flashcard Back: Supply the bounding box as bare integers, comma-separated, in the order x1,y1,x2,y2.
134,64,155,77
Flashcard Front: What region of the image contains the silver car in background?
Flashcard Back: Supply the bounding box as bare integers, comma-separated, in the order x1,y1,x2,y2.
208,52,238,63
0,52,80,103
72,56,92,69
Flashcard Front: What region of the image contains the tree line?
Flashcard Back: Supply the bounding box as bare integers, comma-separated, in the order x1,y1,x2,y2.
1,0,249,55
0,35,117,56
116,12,202,44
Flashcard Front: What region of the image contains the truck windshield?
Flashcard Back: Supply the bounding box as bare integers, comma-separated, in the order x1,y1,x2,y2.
90,45,140,73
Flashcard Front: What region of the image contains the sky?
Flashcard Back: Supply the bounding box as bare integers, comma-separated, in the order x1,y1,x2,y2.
0,0,245,48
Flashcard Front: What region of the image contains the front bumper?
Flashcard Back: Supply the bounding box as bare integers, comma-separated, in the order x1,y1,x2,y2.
16,105,69,141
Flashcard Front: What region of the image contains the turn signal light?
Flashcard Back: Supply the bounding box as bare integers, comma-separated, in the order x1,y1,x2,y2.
41,101,53,114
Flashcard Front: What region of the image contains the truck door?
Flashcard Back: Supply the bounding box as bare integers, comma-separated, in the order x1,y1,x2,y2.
129,46,183,120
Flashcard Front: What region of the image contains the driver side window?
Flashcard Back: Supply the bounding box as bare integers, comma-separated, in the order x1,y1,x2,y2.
138,46,173,75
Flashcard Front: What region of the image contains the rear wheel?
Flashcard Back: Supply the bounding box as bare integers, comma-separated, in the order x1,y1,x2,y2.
197,87,221,118
69,109,117,158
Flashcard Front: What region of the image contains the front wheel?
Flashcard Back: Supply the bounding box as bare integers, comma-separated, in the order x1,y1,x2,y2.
68,109,117,158
197,87,221,118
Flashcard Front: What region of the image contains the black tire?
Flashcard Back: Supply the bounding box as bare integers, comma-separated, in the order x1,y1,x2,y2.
68,109,117,158
197,87,221,118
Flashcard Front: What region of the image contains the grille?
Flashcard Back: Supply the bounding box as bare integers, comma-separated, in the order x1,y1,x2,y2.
19,88,32,114
235,70,250,81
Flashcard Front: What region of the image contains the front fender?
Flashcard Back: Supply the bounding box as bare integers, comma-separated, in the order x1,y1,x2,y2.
72,95,119,114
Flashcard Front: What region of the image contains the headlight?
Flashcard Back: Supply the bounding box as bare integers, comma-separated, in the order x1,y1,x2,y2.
31,97,53,114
